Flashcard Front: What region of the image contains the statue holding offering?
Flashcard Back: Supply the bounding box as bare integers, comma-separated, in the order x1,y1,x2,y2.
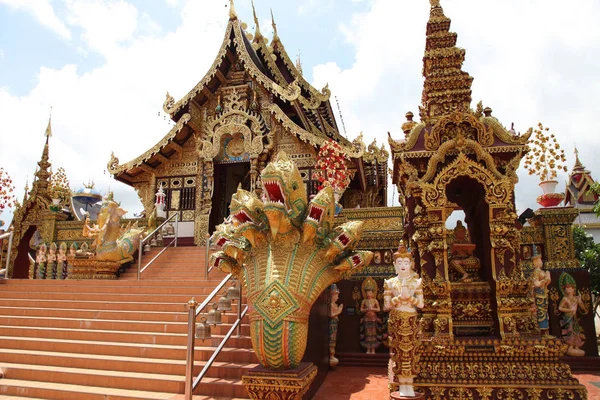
329,284,343,367
384,243,424,398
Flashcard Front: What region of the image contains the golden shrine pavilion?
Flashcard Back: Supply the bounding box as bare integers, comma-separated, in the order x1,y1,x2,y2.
1,1,597,399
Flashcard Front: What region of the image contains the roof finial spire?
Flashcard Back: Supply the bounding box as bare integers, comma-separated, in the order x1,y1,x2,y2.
45,107,52,139
33,117,53,197
296,50,303,75
270,8,279,41
23,176,29,202
573,146,585,172
419,0,472,122
251,0,262,39
228,0,237,20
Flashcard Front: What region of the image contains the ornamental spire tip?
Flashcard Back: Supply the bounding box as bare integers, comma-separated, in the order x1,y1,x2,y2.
228,0,237,20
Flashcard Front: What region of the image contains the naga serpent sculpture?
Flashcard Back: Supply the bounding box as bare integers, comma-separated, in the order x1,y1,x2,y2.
210,151,372,370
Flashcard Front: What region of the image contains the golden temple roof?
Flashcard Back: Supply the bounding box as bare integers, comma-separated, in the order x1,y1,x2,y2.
107,5,363,182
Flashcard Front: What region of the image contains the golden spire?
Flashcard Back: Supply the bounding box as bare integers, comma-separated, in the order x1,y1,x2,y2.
23,177,29,202
33,117,53,197
419,0,473,123
228,0,237,20
572,147,586,173
270,9,279,42
251,0,262,40
296,51,303,75
45,108,52,138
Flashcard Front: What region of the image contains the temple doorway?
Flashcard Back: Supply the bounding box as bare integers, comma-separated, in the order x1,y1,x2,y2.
209,162,251,233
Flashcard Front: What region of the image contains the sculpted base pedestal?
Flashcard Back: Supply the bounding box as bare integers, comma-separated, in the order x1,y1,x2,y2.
67,258,122,279
391,391,424,400
242,362,317,400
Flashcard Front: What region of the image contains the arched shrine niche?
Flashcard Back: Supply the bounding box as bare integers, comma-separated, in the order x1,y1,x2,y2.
444,176,492,283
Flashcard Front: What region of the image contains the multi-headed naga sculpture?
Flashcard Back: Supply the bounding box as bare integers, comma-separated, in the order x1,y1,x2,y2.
210,151,372,370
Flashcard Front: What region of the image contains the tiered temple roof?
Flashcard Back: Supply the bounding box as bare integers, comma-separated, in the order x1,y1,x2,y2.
389,0,530,175
107,1,372,186
419,0,473,123
564,150,600,227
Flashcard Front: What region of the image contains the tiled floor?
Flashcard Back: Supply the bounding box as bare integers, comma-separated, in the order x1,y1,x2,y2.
314,366,389,400
313,367,600,400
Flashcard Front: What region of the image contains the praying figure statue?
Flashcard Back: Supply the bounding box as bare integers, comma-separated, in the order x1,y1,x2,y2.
531,251,551,336
57,242,68,280
48,242,58,279
329,284,343,367
449,220,480,282
384,243,424,399
558,272,586,357
360,277,382,354
36,243,48,279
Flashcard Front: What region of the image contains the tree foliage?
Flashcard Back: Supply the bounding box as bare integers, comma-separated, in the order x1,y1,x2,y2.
573,226,600,316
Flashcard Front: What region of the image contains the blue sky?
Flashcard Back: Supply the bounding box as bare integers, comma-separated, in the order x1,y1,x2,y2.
1,0,600,225
0,0,365,96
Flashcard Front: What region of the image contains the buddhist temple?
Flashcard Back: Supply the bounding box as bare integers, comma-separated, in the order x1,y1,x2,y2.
106,1,388,244
0,1,598,399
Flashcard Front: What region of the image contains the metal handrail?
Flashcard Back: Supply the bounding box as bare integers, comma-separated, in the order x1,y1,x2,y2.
137,213,179,280
192,306,248,391
196,273,232,317
184,272,244,399
0,229,14,278
204,234,210,280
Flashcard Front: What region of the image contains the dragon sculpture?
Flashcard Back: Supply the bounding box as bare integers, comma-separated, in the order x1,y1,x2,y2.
210,151,372,370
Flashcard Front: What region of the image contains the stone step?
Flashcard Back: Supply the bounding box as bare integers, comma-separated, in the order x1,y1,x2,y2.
0,298,192,312
0,315,246,335
0,282,225,294
0,307,245,323
1,362,187,393
0,336,256,362
0,291,234,303
0,378,176,400
0,278,223,287
0,325,252,347
0,348,257,378
0,245,252,399
0,307,190,322
0,364,249,398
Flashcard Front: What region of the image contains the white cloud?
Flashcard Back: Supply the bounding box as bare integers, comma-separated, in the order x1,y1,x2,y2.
2,0,600,227
297,0,334,16
0,0,228,221
312,0,600,214
64,0,139,56
0,0,71,39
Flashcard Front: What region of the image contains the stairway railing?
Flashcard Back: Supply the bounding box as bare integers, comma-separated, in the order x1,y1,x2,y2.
184,272,245,399
204,233,211,280
0,228,14,278
137,213,179,280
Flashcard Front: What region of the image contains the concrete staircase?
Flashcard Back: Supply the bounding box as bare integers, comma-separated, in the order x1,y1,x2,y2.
0,246,255,399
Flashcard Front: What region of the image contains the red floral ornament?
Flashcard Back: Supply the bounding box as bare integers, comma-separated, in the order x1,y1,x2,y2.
314,140,351,191
0,167,16,213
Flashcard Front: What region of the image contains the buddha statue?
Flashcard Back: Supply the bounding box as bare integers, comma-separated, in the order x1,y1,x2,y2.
449,220,480,282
